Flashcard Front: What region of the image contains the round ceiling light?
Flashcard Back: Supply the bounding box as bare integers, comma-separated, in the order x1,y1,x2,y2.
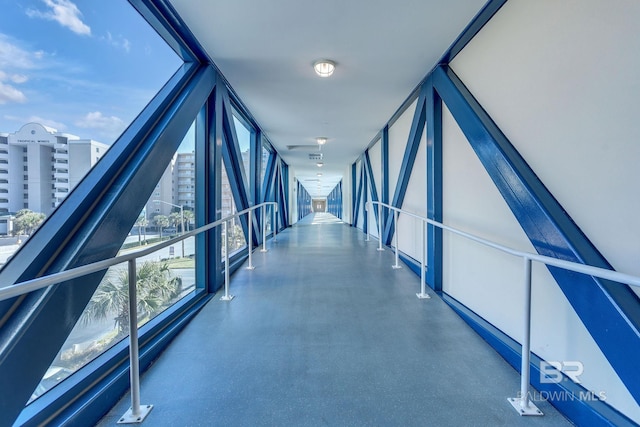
316,162,324,167
313,60,336,77
316,137,328,145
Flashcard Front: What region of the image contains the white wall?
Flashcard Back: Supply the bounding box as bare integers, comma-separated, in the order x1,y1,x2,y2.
396,123,426,261
342,164,352,225
388,99,417,204
448,0,640,421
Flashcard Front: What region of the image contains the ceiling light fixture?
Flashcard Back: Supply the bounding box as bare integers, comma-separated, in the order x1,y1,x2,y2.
316,137,328,145
317,173,323,177
316,162,324,168
313,60,335,77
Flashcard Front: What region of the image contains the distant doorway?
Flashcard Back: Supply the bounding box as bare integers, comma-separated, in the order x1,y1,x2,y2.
312,199,326,212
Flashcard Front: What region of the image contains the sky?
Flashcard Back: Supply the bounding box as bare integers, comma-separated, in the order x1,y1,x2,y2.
0,0,182,145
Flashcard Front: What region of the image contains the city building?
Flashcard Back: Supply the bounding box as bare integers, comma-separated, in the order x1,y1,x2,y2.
0,123,108,235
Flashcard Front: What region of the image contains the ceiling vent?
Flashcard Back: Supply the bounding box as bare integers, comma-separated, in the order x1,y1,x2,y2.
308,153,323,160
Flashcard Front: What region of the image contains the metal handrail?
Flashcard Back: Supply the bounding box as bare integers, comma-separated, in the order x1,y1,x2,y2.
0,201,278,302
0,200,278,424
366,200,640,416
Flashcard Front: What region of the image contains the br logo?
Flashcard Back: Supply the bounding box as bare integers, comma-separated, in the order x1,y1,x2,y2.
540,361,583,384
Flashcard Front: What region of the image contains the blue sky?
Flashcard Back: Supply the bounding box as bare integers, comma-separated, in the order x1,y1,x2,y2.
0,0,182,144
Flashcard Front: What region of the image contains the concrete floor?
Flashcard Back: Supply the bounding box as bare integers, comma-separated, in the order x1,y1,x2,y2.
98,213,571,426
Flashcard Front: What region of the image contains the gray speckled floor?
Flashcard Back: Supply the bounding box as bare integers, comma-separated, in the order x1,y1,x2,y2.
98,213,571,427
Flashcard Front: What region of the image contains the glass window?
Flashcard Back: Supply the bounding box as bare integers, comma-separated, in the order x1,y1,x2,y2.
32,120,198,404
0,0,180,271
232,114,251,189
19,0,183,402
221,162,246,257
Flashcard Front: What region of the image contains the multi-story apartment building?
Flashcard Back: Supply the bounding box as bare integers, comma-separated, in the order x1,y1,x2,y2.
173,152,195,212
0,123,108,235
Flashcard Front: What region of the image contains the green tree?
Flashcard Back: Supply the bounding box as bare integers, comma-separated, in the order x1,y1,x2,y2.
80,261,182,337
13,209,46,236
169,212,182,233
135,214,148,244
154,215,169,239
183,209,194,231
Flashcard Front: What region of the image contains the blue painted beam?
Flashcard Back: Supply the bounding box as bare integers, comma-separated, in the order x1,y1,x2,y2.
352,160,364,228
362,159,368,235
438,0,508,65
248,130,261,246
196,83,221,294
351,162,357,225
363,151,380,227
278,160,289,228
130,0,206,62
381,126,389,240
433,64,640,405
260,150,276,237
426,75,443,292
220,86,251,241
383,86,427,244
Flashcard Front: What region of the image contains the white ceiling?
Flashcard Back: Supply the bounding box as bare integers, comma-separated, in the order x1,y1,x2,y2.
169,0,487,198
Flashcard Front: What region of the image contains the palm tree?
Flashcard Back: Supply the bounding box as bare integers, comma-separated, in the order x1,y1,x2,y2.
168,212,182,234
183,209,194,232
135,214,148,245
154,215,169,239
80,261,182,337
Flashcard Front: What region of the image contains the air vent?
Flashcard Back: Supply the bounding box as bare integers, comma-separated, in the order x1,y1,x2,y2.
308,153,323,160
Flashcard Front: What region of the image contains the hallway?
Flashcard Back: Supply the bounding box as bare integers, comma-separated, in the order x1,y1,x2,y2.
99,213,570,426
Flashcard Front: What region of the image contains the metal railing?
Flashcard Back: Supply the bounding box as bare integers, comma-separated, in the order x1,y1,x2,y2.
366,200,640,416
0,201,278,424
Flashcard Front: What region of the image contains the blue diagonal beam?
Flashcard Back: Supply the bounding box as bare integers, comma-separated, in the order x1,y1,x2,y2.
426,75,443,292
433,64,640,404
363,151,380,227
221,87,251,239
277,160,289,228
351,163,357,224
352,161,364,228
383,86,427,244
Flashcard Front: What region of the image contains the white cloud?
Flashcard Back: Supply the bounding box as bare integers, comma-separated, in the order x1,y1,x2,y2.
0,82,27,104
102,32,131,53
0,70,29,104
76,111,124,136
26,0,91,36
0,34,38,70
10,74,28,84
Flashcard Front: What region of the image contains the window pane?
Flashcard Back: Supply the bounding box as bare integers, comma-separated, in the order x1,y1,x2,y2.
0,0,181,272
232,115,251,189
221,162,246,257
28,122,197,404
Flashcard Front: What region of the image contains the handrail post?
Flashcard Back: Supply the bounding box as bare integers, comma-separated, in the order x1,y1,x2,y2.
416,220,430,299
261,204,268,252
377,202,383,251
508,257,542,416
220,220,234,301
273,204,277,242
392,209,401,269
365,202,370,241
246,209,255,270
118,259,153,424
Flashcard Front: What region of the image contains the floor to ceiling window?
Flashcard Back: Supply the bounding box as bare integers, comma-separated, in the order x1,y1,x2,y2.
0,0,181,272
